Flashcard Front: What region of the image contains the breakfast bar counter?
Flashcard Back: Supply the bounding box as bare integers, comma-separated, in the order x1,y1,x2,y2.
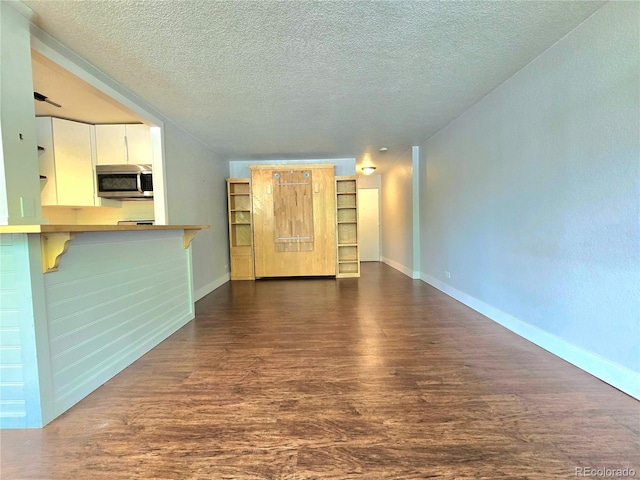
0,224,208,428
0,224,209,233
0,224,208,273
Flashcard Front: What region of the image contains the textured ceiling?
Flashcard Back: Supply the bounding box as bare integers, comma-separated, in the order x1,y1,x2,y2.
22,0,605,171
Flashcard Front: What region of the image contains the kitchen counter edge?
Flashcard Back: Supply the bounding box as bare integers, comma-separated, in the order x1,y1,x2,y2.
0,224,210,234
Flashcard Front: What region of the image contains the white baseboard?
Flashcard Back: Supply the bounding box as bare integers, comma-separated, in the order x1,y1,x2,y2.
381,256,420,279
420,273,640,400
194,272,231,301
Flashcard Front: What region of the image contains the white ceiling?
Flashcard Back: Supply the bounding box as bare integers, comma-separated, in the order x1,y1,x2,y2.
23,0,605,172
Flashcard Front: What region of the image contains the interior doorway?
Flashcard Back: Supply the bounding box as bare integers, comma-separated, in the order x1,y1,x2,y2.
358,188,380,261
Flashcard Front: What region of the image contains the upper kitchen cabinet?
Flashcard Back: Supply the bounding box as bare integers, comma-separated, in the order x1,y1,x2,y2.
94,124,125,164
125,124,153,164
95,124,152,165
37,117,96,207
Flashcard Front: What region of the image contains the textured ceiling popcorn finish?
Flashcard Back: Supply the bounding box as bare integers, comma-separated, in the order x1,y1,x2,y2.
23,0,605,169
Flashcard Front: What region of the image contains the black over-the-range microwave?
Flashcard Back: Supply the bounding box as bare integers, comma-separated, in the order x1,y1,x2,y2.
96,164,153,199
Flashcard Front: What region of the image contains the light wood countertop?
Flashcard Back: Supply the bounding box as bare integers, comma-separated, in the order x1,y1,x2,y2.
0,224,209,234
0,224,210,273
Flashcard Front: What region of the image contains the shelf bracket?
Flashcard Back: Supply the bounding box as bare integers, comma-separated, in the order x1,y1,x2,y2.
40,232,75,273
183,229,199,249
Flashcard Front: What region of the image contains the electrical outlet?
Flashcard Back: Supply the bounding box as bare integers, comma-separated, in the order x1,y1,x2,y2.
445,271,451,279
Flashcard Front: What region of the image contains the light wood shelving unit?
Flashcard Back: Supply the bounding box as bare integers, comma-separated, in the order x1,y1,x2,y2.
335,176,360,277
227,178,255,280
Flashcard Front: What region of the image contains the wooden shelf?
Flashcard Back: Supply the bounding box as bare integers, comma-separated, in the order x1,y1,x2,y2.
228,196,251,211
227,178,255,280
335,176,360,278
336,196,356,208
336,179,357,194
338,262,360,276
337,209,356,223
230,210,251,224
228,181,251,195
338,245,358,262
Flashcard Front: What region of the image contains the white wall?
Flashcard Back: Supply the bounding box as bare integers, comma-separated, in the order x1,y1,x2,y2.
229,158,355,178
380,149,414,278
357,174,381,190
163,124,230,299
0,2,45,225
419,2,639,397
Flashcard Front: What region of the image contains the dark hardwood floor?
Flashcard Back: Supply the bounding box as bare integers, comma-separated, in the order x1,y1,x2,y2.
2,263,638,479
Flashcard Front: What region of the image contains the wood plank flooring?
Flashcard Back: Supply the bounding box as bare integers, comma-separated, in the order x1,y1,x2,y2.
2,263,639,479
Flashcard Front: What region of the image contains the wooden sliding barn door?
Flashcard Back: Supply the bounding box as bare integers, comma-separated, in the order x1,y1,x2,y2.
251,164,336,277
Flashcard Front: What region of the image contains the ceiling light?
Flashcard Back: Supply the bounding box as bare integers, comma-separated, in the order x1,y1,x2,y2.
379,147,388,152
362,166,376,175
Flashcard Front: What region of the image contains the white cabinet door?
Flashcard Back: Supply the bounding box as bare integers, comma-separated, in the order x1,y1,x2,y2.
52,118,95,206
95,124,152,165
125,124,152,165
95,124,127,165
36,117,58,206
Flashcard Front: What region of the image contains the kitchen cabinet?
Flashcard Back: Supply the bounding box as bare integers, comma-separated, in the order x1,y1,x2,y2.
37,119,57,206
125,124,153,164
95,124,152,165
226,179,254,280
94,124,126,165
36,117,96,207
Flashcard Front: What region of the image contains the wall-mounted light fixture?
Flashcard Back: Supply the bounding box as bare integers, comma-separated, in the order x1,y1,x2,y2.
361,166,377,175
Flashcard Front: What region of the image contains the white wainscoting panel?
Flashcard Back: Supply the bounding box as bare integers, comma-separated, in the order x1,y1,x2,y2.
0,234,42,428
43,230,194,417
